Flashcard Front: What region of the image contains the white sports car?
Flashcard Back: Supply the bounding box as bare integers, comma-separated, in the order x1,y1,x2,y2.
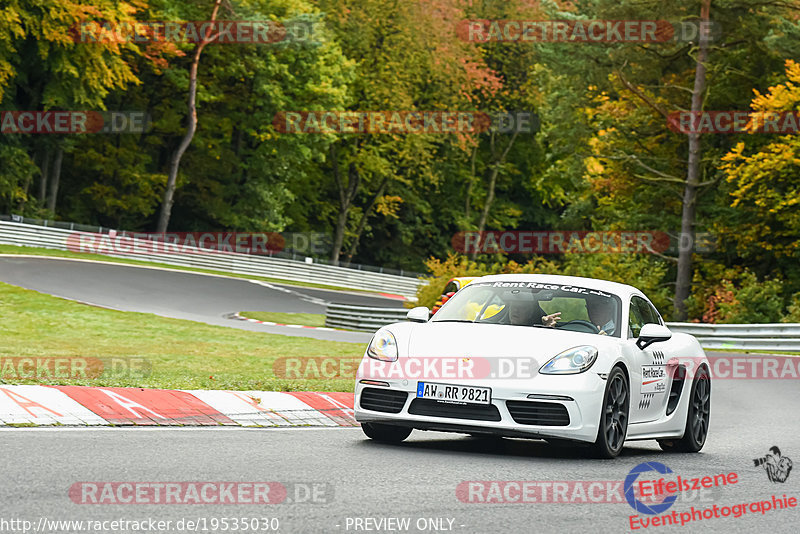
354,274,711,458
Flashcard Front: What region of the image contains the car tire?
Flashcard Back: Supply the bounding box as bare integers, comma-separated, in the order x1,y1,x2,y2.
361,422,412,443
658,366,710,453
590,366,629,459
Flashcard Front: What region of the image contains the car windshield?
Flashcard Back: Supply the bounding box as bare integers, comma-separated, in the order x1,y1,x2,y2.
431,281,623,337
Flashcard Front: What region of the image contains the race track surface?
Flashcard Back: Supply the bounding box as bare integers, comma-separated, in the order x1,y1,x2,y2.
0,256,405,342
2,371,798,533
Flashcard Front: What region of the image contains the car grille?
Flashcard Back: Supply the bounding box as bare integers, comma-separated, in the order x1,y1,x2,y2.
359,388,408,414
506,400,570,426
408,399,502,421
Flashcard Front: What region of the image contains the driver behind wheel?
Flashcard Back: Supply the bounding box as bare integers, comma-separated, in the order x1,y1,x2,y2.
541,295,617,335
585,296,616,335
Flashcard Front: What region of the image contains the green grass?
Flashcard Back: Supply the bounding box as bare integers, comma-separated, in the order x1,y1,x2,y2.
240,311,326,327
0,282,363,391
0,244,381,293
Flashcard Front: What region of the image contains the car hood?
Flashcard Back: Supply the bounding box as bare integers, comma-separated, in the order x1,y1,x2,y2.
401,321,615,361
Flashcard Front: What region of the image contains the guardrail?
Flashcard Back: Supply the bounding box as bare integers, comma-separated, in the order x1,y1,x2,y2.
324,304,800,351
0,221,425,297
0,214,425,278
666,322,800,351
325,303,410,331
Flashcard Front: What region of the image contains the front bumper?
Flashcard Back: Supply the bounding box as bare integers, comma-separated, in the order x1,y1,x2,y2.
354,372,607,443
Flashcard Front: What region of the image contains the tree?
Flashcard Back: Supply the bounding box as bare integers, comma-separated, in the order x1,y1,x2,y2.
316,0,501,264
674,0,712,320
531,0,797,319
0,0,157,216
721,60,800,270
156,0,223,232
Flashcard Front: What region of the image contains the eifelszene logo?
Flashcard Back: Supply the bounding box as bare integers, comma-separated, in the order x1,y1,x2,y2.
625,462,678,515
624,461,738,516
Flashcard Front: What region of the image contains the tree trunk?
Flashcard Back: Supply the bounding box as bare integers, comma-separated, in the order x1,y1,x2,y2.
674,0,711,320
18,158,34,212
344,176,390,262
330,145,360,264
331,210,348,265
469,129,519,260
156,0,223,233
465,144,478,219
39,147,50,203
46,146,63,213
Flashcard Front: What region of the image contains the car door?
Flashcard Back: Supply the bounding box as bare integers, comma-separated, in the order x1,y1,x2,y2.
627,296,670,423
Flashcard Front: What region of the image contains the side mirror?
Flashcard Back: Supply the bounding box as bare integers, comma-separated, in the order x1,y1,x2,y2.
636,323,672,350
406,306,430,323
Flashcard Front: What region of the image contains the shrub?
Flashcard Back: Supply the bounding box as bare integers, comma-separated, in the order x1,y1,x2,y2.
412,254,558,309
714,272,784,324
412,253,671,314
782,293,800,323
559,254,672,316
686,262,744,322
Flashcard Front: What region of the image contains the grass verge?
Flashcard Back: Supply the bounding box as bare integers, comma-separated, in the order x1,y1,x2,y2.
0,282,361,391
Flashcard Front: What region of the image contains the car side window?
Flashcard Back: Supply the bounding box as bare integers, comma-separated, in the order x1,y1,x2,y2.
628,299,646,338
444,281,458,294
629,296,660,338
640,299,662,326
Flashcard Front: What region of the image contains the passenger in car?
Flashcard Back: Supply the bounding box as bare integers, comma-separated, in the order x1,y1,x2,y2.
507,295,548,326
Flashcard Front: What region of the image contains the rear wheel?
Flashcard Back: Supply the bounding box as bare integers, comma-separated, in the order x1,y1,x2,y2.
658,366,710,453
590,367,629,458
361,422,412,443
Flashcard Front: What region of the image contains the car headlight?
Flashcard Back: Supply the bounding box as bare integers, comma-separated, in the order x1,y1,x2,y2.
367,330,398,362
539,345,598,374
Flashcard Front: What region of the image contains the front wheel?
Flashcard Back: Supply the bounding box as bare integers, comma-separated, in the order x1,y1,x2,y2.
658,366,710,453
361,422,412,443
590,367,629,458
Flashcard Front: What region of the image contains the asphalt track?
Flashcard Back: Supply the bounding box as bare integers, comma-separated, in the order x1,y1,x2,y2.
0,256,406,342
1,377,799,533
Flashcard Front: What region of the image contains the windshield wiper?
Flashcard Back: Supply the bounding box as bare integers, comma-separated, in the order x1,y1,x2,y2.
431,319,475,323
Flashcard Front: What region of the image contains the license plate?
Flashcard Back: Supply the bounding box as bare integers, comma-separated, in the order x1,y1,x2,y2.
416,382,491,405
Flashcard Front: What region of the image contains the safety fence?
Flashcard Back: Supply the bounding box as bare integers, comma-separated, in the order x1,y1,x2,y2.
0,220,424,297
